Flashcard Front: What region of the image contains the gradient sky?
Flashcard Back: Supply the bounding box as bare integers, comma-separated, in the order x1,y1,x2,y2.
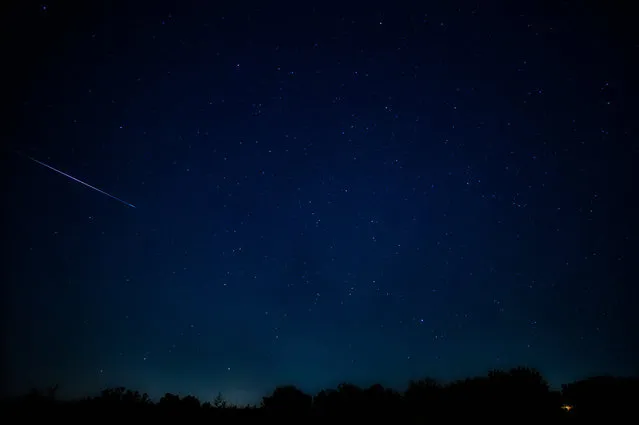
3,0,637,405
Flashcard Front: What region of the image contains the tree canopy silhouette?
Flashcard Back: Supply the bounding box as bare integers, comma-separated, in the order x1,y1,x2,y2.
3,367,637,422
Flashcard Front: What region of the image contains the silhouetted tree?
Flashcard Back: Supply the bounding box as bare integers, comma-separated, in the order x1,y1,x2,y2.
21,384,59,407
562,376,639,420
158,392,181,410
313,388,339,416
181,395,201,409
405,377,442,418
364,383,402,417
262,385,312,416
213,391,227,408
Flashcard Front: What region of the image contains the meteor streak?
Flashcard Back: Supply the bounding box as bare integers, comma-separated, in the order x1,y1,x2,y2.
23,154,136,208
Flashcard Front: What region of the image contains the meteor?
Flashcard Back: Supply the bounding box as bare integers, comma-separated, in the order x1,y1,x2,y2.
22,153,136,209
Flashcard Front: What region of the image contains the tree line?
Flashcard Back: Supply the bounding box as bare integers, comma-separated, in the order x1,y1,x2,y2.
3,367,637,422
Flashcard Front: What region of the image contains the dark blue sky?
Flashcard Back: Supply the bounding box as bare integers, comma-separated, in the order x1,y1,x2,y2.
3,0,637,405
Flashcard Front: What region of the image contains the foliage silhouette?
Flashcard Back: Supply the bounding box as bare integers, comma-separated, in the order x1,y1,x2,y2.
561,376,639,420
213,391,227,409
262,385,313,418
2,366,637,422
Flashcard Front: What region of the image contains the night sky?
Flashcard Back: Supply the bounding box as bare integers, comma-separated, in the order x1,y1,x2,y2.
3,0,637,405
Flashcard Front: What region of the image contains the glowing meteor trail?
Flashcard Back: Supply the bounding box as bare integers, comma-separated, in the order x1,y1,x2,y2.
24,155,136,208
